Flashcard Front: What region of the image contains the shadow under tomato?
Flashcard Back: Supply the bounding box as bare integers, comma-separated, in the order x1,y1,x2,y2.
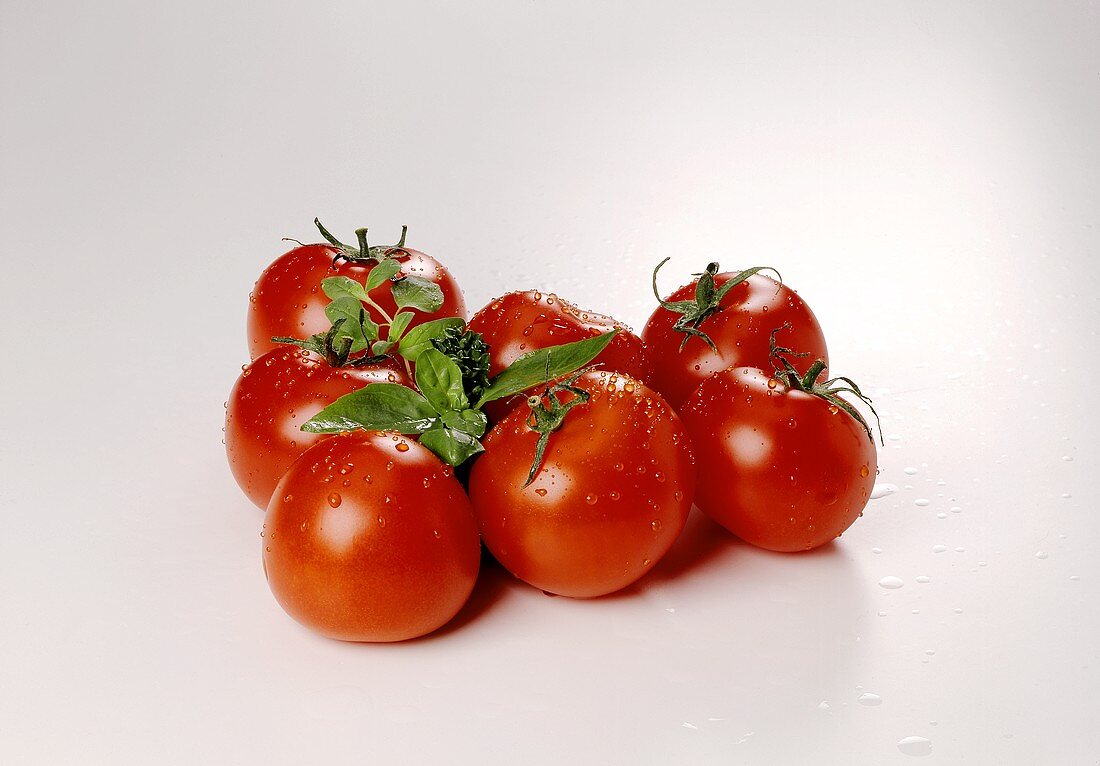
406,549,516,643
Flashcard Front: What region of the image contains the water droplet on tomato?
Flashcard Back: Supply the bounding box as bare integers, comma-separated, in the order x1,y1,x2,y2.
396,442,410,452
327,492,342,507
585,494,598,505
534,488,548,497
283,494,293,502
860,465,870,478
651,520,662,532
377,516,386,527
767,378,777,389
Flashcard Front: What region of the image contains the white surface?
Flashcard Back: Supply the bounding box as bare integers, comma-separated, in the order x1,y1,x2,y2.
1,1,1097,763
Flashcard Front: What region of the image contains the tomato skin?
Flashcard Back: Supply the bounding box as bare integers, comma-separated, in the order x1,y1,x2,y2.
679,367,876,552
225,347,411,510
468,290,653,420
467,370,695,598
263,432,480,642
642,273,828,409
246,243,467,360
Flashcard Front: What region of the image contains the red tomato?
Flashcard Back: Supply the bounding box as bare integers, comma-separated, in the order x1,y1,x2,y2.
246,242,466,360
467,370,695,598
263,432,480,642
642,272,828,409
679,367,876,552
467,290,653,420
225,347,411,510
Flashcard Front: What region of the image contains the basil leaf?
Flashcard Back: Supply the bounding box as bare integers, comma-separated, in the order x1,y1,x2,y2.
321,275,370,302
416,348,469,413
441,408,488,438
364,258,401,290
301,383,439,434
397,317,466,362
475,330,618,407
392,275,444,313
419,425,485,466
388,311,414,342
325,297,378,352
371,340,394,356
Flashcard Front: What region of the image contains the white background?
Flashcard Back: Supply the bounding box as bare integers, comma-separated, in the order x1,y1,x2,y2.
2,1,1097,763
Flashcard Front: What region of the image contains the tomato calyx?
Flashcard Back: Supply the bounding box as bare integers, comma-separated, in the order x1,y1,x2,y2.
314,217,410,266
768,325,884,445
651,258,782,351
522,367,593,486
272,317,391,368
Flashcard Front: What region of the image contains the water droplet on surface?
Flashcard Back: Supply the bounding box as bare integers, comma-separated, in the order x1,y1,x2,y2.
915,498,931,507
904,466,919,475
897,736,932,756
932,544,947,553
1035,551,1049,559
872,547,882,554
870,482,898,499
327,492,341,508
857,692,882,706
878,576,904,589
915,575,931,584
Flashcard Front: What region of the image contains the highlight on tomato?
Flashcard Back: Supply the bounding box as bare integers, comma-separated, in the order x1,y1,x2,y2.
642,259,828,409
246,219,466,360
263,432,481,642
467,290,652,420
678,326,881,552
467,369,695,598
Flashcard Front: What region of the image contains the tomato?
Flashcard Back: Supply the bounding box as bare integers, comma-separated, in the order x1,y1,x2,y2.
467,290,653,420
263,432,480,642
467,370,695,598
225,346,411,510
642,269,828,409
247,241,466,360
678,366,876,552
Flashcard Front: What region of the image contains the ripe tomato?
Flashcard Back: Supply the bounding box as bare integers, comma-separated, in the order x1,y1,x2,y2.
225,346,410,510
678,366,876,552
467,370,695,598
467,290,653,420
263,432,480,642
247,241,466,360
642,269,828,409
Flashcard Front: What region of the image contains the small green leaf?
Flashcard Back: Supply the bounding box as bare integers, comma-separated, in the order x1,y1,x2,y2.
321,275,369,302
416,348,469,413
300,383,439,434
392,275,444,313
419,425,485,466
371,340,394,356
398,317,466,362
365,258,402,290
475,330,618,407
326,298,379,352
388,311,414,342
441,408,488,438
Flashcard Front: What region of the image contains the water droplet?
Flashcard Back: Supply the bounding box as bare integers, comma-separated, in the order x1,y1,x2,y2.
932,544,947,553
767,378,778,389
871,547,882,554
870,482,898,499
585,494,598,505
860,465,870,478
1035,551,1049,559
377,516,386,527
283,494,293,502
914,498,931,507
897,736,932,757
654,471,666,483
915,575,931,584
950,506,962,513
857,692,882,706
878,576,904,589
651,520,662,532
534,488,548,497
396,442,410,452
904,466,919,475
327,492,341,508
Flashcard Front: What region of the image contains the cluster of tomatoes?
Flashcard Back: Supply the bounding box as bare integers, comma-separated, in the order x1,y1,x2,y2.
225,221,880,642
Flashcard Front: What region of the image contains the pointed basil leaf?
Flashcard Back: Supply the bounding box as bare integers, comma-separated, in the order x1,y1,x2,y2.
321,275,370,302
388,311,414,342
392,275,444,313
365,258,402,290
325,298,378,352
371,340,394,356
398,317,466,362
300,383,439,434
416,348,469,413
441,408,488,438
419,425,485,467
475,330,618,407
